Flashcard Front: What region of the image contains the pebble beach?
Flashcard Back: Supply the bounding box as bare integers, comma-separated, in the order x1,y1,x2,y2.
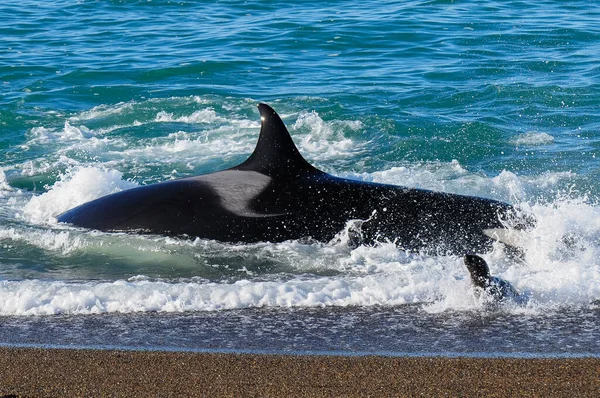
0,348,598,397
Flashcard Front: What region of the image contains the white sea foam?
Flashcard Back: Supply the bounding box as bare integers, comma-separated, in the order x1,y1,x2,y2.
21,167,138,224
292,110,365,160
155,108,226,124
0,228,86,255
512,132,555,146
0,268,440,315
24,122,102,148
0,169,11,193
115,127,256,166
347,162,578,203
70,101,135,121
14,102,262,181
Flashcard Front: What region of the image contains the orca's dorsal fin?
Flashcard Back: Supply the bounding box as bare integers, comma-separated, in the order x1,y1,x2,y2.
235,103,323,178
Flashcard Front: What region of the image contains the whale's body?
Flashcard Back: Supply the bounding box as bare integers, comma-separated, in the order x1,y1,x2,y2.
58,104,527,254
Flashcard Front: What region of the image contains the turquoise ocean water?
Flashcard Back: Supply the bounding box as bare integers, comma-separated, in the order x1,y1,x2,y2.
2,1,600,356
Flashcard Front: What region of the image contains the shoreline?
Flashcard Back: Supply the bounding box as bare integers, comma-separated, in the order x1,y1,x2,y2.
1,343,598,360
0,348,598,397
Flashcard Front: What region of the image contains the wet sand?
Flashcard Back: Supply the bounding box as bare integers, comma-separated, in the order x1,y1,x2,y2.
0,348,598,397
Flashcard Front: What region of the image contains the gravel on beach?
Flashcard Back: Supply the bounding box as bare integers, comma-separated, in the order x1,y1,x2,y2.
0,348,598,397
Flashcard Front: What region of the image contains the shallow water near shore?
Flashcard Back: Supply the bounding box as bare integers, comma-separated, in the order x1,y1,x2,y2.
2,306,600,358
2,1,600,356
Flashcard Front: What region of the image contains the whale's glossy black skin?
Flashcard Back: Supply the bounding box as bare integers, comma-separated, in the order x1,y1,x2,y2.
58,103,526,254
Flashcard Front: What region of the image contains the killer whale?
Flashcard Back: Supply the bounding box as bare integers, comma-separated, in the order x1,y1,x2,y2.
58,103,529,254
